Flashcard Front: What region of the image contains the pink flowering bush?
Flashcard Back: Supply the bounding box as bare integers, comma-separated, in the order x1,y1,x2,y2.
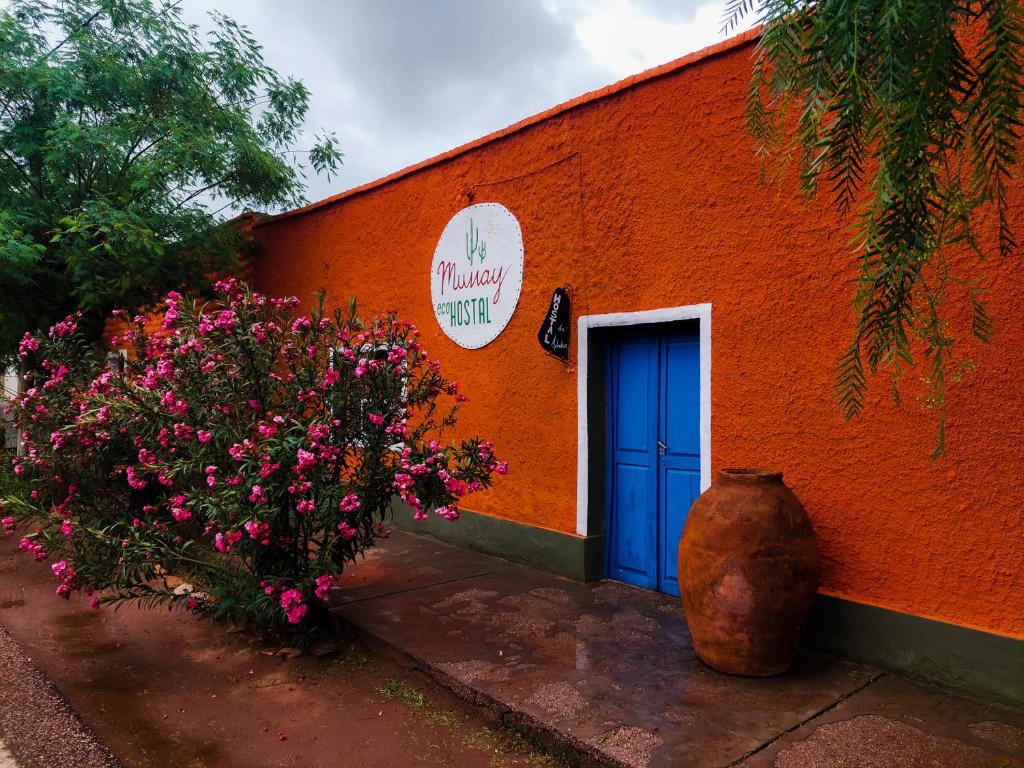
1,280,504,638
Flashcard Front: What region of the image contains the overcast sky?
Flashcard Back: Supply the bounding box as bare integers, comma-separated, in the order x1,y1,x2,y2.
183,1,753,209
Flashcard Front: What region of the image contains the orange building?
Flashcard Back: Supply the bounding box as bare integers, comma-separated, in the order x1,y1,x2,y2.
250,30,1023,702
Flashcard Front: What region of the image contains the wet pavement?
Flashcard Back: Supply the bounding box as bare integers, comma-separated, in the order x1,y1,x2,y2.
329,531,1024,768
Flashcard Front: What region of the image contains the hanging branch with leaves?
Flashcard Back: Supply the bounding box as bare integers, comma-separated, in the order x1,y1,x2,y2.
725,0,1022,455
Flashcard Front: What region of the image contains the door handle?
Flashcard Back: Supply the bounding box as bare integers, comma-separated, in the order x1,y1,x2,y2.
657,440,668,455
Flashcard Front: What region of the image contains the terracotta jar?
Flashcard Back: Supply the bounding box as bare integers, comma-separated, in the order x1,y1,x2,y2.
678,468,819,676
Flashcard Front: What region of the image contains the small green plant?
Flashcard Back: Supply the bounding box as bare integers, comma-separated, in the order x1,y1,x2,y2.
378,679,463,728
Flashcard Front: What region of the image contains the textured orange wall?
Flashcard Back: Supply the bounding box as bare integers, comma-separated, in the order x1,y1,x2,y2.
251,36,1024,638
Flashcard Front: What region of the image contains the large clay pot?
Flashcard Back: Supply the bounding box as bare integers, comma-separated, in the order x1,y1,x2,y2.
678,468,819,676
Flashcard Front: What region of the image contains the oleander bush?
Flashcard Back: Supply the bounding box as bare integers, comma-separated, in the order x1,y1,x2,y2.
1,279,504,640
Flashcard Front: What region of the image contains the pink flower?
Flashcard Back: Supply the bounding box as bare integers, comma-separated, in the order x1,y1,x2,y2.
89,596,101,610
435,505,460,522
248,485,267,504
18,332,40,357
1,516,15,536
162,306,179,330
60,519,73,536
51,560,75,597
48,316,78,339
214,310,237,330
337,522,358,540
40,364,68,392
338,494,360,513
214,529,243,553
125,466,148,490
244,520,270,544
160,390,188,414
197,430,212,443
368,413,384,426
314,574,335,599
296,448,316,472
171,506,191,522
296,498,315,514
19,537,46,560
279,588,307,624
494,461,510,475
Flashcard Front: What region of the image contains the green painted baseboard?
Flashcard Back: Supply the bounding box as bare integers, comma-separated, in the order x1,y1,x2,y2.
805,594,1023,708
387,503,604,582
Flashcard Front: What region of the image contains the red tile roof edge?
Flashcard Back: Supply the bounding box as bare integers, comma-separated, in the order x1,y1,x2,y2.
256,26,762,227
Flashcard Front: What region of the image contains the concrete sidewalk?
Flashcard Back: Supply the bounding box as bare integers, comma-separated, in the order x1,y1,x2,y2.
329,530,1024,768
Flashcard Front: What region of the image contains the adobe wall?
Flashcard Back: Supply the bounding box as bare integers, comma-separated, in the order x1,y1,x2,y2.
252,35,1024,638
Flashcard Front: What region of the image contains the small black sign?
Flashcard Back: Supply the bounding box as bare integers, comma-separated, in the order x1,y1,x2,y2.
538,287,571,361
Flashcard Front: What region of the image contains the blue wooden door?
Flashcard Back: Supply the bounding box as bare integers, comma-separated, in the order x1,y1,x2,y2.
606,327,701,596
605,337,660,589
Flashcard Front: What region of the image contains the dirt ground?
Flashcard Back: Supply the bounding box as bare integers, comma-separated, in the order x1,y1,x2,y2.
0,540,561,768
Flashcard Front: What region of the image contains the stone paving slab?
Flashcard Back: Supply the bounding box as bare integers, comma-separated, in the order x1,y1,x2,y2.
738,672,1024,767
331,531,1024,768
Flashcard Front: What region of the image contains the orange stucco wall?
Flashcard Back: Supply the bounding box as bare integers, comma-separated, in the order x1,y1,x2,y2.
250,34,1024,638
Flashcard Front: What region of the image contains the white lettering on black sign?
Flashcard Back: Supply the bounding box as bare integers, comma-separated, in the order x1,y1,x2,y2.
538,287,571,361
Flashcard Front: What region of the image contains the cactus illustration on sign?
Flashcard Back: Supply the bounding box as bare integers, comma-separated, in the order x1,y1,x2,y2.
466,218,487,265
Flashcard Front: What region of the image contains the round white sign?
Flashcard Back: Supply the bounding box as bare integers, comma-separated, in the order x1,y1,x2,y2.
430,203,524,349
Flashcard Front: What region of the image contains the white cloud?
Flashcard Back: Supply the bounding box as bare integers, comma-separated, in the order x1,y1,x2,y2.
8,0,755,209
571,0,750,80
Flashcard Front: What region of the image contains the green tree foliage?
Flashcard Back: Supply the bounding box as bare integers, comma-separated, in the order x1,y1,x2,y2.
727,1,1022,454
0,0,342,358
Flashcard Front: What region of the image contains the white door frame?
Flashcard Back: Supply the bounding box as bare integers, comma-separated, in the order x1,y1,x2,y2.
576,304,712,536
